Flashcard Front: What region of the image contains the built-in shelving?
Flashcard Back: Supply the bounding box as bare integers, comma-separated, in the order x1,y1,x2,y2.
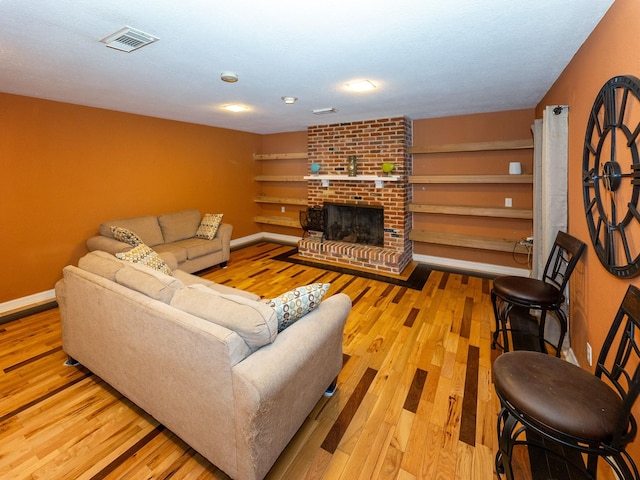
408,204,533,219
253,152,308,160
410,139,534,256
254,152,307,230
409,139,533,154
409,230,530,254
254,175,306,182
409,174,533,184
254,196,307,205
253,215,302,228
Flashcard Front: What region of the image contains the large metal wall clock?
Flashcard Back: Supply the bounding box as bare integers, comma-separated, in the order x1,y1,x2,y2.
583,75,640,278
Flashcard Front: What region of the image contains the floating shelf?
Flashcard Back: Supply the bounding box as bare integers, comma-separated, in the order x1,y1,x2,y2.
408,204,533,219
253,152,308,160
254,196,307,205
253,215,301,228
409,230,530,254
409,139,533,154
254,175,306,182
409,174,533,184
304,174,401,188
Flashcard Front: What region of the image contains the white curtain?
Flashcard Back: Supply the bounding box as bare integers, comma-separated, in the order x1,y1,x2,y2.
532,105,569,279
532,105,569,347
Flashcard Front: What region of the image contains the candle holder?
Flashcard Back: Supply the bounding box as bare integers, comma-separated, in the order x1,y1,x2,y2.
347,156,358,177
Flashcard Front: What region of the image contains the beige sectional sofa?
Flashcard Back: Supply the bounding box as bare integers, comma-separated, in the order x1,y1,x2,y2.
55,250,352,480
86,209,231,273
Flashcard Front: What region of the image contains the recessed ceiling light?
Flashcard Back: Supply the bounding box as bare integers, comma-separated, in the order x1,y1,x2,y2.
221,72,239,83
223,104,248,112
346,80,376,92
281,96,298,104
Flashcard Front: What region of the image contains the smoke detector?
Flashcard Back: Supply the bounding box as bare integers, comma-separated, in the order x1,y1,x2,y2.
100,26,159,53
221,72,239,83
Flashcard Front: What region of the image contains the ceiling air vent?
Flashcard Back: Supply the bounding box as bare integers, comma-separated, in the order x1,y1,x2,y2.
100,26,159,53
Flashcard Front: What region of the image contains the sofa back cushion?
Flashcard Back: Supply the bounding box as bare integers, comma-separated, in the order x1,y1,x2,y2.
78,250,127,281
115,263,184,304
158,209,201,244
170,284,277,350
99,215,164,247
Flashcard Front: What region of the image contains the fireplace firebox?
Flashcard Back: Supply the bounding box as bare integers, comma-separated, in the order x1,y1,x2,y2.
323,203,384,247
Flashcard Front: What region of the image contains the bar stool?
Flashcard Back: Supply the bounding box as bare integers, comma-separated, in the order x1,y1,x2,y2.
493,284,640,479
491,230,585,356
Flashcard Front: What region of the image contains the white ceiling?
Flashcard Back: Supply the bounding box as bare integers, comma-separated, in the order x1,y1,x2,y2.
0,0,614,134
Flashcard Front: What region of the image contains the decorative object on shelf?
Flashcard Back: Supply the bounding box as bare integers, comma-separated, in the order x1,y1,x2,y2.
583,75,640,278
310,163,321,175
381,162,395,176
347,155,358,177
508,162,522,175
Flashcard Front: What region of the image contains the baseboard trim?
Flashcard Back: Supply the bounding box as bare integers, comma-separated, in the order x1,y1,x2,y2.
0,289,57,316
412,253,531,278
1,236,530,318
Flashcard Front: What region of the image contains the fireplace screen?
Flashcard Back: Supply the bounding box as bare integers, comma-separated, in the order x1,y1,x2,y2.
323,203,384,247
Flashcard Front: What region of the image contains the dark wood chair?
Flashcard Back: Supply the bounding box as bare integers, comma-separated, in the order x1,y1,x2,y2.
491,230,586,356
493,284,640,480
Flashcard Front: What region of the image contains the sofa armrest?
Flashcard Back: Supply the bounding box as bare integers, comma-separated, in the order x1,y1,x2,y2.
217,223,232,260
231,293,351,480
86,235,131,255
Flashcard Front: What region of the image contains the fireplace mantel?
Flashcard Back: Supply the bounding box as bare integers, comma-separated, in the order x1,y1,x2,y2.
303,174,401,188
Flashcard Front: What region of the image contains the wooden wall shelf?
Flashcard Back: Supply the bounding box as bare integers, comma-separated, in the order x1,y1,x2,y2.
408,204,533,219
254,175,306,182
254,196,307,205
409,174,533,184
253,215,301,228
409,139,533,154
253,152,308,160
409,230,530,254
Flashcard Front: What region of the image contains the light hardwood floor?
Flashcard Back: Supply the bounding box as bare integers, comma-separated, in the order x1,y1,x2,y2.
0,242,534,480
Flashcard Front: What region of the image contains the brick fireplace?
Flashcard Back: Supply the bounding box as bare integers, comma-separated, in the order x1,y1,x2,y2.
298,117,412,274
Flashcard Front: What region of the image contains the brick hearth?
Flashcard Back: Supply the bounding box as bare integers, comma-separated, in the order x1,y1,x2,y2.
298,117,413,274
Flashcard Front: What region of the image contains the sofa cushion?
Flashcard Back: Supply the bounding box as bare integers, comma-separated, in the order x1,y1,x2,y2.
263,283,330,332
153,243,188,263
158,209,201,244
116,244,173,276
111,226,144,247
196,213,223,240
99,215,164,247
170,284,277,350
172,270,261,301
115,263,184,304
78,250,127,281
169,237,222,260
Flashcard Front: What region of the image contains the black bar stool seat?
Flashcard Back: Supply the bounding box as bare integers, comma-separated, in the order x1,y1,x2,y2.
493,277,561,306
493,284,640,480
494,351,624,442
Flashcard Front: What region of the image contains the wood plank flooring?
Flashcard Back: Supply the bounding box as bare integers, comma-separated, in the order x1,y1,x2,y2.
1,242,540,479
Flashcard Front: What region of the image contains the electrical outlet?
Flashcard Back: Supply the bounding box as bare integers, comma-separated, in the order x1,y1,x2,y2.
586,342,593,366
280,206,285,213
505,197,512,207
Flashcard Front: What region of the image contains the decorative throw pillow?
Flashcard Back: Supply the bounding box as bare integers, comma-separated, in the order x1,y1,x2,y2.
195,213,223,240
116,244,173,276
111,226,144,247
263,283,330,332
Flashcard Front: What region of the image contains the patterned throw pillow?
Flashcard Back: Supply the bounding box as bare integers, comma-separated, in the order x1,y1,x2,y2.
263,283,330,332
195,213,223,240
116,244,173,276
111,226,144,247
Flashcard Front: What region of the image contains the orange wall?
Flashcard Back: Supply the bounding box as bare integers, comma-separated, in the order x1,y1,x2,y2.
538,0,638,365
1,92,262,303
537,0,639,461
